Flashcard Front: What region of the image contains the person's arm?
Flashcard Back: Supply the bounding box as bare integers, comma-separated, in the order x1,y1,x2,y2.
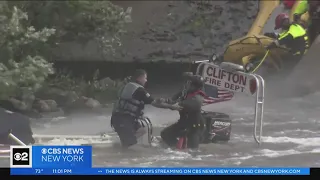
151,101,181,110
164,91,183,104
134,88,182,110
264,32,279,39
293,0,309,22
267,32,294,49
294,0,309,16
277,33,294,46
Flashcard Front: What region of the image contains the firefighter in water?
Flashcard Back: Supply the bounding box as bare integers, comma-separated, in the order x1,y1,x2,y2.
111,69,181,148
264,13,309,71
293,0,320,44
160,75,206,150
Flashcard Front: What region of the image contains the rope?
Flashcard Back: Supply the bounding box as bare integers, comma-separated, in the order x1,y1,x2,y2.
251,50,270,73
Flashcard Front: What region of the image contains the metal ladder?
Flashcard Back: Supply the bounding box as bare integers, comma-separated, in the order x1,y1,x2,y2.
111,116,154,147
252,74,265,145
137,116,154,146
8,132,27,146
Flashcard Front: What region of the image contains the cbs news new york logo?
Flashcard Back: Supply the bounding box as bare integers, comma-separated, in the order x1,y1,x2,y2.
10,146,32,168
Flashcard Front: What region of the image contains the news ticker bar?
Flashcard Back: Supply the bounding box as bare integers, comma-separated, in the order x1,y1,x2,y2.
9,167,315,175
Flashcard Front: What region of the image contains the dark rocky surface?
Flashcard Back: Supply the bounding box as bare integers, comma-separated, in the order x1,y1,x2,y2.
115,1,259,62
54,1,259,62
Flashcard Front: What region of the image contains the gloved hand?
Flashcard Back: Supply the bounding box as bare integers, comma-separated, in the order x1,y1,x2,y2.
155,98,166,103
165,98,176,104
169,103,183,111
264,32,277,38
265,42,276,50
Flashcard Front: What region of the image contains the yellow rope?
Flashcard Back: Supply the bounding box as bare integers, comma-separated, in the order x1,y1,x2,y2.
251,50,270,73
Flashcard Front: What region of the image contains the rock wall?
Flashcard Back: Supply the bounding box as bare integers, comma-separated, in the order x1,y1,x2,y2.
54,0,259,62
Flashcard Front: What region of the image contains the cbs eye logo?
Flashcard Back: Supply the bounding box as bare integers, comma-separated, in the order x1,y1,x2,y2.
10,146,32,168
14,151,28,161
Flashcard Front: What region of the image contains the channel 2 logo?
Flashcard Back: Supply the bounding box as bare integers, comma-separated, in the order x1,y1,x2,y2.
10,146,32,168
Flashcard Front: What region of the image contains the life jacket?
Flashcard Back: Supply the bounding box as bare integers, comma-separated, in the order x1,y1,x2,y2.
176,90,206,150
279,23,309,55
113,82,145,118
178,89,206,125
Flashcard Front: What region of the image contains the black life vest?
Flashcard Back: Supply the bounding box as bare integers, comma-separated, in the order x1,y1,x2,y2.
113,82,145,118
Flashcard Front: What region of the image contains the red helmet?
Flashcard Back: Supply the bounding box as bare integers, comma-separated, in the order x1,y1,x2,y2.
283,0,295,9
275,13,289,30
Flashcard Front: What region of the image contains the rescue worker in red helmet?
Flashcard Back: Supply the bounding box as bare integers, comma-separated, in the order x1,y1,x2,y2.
160,75,206,150
264,13,309,72
293,0,320,44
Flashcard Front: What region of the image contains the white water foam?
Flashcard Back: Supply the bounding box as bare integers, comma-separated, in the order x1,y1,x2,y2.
223,148,319,166
232,134,252,142
239,121,300,126
257,149,302,158
41,137,112,145
262,136,320,147
134,148,216,163
223,155,255,165
51,116,67,122
274,129,319,135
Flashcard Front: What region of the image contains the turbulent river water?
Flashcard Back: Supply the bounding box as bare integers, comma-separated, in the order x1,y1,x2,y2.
1,1,319,169
2,84,318,167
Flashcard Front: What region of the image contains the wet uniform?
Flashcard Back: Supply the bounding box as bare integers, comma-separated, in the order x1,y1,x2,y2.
294,0,320,44
111,82,154,148
160,90,205,149
273,23,309,71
